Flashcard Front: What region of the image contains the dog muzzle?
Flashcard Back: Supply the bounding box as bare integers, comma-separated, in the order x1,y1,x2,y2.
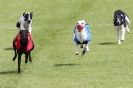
27,20,31,24
77,25,84,32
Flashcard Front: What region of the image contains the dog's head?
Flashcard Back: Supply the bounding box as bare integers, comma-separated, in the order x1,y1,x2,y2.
76,20,86,32
23,12,33,24
114,15,123,26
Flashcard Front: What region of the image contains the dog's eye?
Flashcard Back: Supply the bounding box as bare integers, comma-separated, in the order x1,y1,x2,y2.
25,15,28,19
82,23,84,24
77,23,79,24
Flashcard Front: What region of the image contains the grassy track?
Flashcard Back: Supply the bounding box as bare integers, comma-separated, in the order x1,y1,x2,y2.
0,0,133,88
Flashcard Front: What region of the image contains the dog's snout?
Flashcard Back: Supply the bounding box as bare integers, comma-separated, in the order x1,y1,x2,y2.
27,20,31,23
77,25,83,29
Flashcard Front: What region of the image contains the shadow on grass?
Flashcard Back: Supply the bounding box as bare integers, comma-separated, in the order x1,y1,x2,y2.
0,70,17,75
4,47,14,50
99,42,116,45
54,63,80,67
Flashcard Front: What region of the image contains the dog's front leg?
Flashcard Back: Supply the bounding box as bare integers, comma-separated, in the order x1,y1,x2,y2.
75,44,79,55
121,25,126,41
116,28,121,44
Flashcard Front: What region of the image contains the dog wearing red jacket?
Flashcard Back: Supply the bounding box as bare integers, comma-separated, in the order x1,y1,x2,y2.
13,30,34,73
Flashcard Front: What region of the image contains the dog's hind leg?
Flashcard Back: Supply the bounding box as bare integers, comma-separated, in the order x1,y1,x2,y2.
13,41,17,61
125,16,130,33
126,25,130,33
125,15,130,25
13,50,17,61
80,44,83,48
84,44,89,52
25,53,28,63
82,44,89,55
29,53,32,63
18,53,22,73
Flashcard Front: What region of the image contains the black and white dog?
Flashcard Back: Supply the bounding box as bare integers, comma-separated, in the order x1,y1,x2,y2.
113,10,130,44
16,12,33,34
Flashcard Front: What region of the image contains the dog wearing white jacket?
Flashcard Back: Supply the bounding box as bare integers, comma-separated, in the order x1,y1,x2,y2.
73,20,91,55
16,12,33,34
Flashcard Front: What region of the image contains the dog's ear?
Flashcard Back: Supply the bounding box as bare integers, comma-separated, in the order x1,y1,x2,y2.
16,22,20,28
30,12,33,16
23,12,26,16
30,12,33,19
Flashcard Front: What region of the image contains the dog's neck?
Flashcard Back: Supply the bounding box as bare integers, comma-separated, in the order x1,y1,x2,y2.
76,27,86,43
24,22,31,29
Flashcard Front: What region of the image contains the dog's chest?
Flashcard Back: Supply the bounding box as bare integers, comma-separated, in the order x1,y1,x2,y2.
76,29,87,42
115,26,122,30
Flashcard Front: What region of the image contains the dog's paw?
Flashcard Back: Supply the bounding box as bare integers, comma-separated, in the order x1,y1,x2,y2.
118,42,122,45
127,30,130,34
13,57,16,61
25,60,28,63
12,59,15,61
75,52,79,55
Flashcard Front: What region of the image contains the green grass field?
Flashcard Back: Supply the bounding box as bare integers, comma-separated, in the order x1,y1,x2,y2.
0,0,133,88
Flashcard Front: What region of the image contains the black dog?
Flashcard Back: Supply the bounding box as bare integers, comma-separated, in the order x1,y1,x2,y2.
13,30,34,73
